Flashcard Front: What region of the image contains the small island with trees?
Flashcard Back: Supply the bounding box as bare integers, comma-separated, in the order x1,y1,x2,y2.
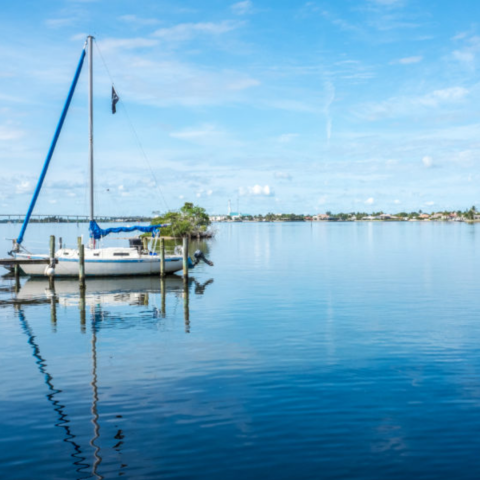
150,202,214,238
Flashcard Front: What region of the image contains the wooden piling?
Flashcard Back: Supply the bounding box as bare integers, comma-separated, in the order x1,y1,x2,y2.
182,237,189,279
160,238,165,278
160,277,166,317
49,235,55,289
51,300,57,331
14,263,20,293
142,237,149,252
183,278,190,333
50,235,55,258
79,287,86,333
50,289,57,331
78,236,85,288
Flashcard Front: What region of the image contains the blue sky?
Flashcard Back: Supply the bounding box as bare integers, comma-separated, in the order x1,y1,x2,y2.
1,0,480,215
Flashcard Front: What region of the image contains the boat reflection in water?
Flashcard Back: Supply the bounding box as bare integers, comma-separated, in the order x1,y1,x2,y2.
16,275,213,323
12,274,213,479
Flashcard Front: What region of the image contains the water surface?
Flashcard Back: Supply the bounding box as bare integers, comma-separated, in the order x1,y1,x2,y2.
1,221,480,479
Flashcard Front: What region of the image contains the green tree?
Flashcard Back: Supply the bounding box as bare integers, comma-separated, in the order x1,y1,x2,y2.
151,202,211,237
465,206,477,221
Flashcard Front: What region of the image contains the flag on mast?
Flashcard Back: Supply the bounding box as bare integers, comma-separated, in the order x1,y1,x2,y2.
112,86,119,114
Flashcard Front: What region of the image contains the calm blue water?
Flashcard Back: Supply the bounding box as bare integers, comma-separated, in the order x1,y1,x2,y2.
2,221,480,479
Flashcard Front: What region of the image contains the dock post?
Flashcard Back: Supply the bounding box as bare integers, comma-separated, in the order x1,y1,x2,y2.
79,287,86,333
59,237,63,249
142,237,149,252
50,235,55,259
182,237,189,279
160,238,165,278
14,263,20,292
49,235,55,289
183,279,190,333
50,294,57,331
78,236,85,289
160,278,166,317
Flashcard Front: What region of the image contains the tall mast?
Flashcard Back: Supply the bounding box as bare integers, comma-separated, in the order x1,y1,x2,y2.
88,36,94,224
14,43,86,248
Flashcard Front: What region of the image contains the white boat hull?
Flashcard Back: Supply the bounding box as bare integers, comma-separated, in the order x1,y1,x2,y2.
16,247,185,277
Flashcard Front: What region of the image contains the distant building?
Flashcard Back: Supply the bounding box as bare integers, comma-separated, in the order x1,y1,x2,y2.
312,214,330,221
210,215,228,222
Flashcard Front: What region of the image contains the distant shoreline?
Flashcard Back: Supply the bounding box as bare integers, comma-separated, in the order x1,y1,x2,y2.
212,219,480,223
211,209,480,223
2,218,480,224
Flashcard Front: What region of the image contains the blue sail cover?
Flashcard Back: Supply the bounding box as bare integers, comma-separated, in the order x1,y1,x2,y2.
89,220,168,240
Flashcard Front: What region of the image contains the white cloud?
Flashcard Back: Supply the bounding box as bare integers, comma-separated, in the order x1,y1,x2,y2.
452,36,480,68
324,80,335,143
153,21,240,42
422,156,433,168
368,0,404,6
365,197,374,205
425,201,435,206
118,15,159,26
275,172,292,180
362,86,469,120
394,199,401,204
239,185,274,196
264,99,318,113
231,1,253,15
277,133,298,144
452,32,468,41
98,37,158,53
394,56,423,64
429,87,468,102
70,33,87,41
227,78,260,91
16,180,33,194
117,185,131,196
170,124,230,146
45,18,76,28
196,188,214,198
0,124,24,141
453,50,475,64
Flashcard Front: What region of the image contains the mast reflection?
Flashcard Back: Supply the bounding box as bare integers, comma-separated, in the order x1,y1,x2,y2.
90,308,102,480
11,273,213,479
16,306,89,477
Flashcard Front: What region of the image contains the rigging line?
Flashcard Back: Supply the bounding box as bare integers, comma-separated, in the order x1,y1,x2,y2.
93,39,170,214
93,40,188,246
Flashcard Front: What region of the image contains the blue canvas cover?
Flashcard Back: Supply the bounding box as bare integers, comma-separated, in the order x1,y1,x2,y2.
89,220,168,240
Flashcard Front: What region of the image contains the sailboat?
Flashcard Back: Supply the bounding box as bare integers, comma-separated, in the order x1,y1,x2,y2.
10,36,199,277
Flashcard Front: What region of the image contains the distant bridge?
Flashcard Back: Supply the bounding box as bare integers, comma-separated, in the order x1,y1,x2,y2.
0,215,152,222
